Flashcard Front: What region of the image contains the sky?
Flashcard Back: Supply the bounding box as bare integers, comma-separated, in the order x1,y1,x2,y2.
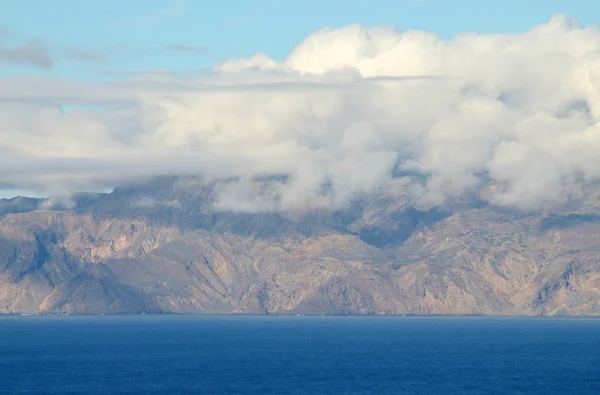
1,0,597,80
1,1,600,210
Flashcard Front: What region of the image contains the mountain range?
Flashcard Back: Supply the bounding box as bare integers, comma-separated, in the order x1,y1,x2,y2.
1,175,599,315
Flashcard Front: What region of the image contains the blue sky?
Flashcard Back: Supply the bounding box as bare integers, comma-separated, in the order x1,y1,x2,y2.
0,0,597,81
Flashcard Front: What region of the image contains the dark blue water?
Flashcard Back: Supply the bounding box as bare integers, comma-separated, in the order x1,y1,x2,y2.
1,316,599,394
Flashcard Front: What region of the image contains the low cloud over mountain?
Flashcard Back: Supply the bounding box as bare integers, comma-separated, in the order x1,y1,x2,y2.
2,15,600,211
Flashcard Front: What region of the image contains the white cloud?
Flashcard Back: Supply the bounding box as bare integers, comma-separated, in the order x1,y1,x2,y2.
2,15,600,211
129,196,157,208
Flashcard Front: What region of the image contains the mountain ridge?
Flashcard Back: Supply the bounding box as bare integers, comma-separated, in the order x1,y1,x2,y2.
1,176,599,316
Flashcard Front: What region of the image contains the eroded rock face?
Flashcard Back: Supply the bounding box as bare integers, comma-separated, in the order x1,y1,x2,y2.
1,178,600,315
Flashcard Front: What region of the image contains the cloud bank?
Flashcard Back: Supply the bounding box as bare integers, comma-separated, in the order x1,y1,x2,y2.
2,15,600,211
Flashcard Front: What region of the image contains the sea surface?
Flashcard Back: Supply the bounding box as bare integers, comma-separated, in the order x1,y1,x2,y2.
0,315,599,394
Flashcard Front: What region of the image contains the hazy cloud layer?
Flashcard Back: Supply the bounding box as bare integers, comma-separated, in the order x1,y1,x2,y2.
0,39,54,69
164,44,208,54
59,49,107,65
0,27,108,69
2,15,600,211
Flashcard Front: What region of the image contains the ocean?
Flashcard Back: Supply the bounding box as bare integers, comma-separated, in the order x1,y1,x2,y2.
0,315,599,394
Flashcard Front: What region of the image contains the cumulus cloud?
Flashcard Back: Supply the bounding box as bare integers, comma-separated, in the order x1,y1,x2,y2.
2,15,600,211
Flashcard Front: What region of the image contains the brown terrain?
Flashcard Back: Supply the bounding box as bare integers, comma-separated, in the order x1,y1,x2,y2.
1,176,599,315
